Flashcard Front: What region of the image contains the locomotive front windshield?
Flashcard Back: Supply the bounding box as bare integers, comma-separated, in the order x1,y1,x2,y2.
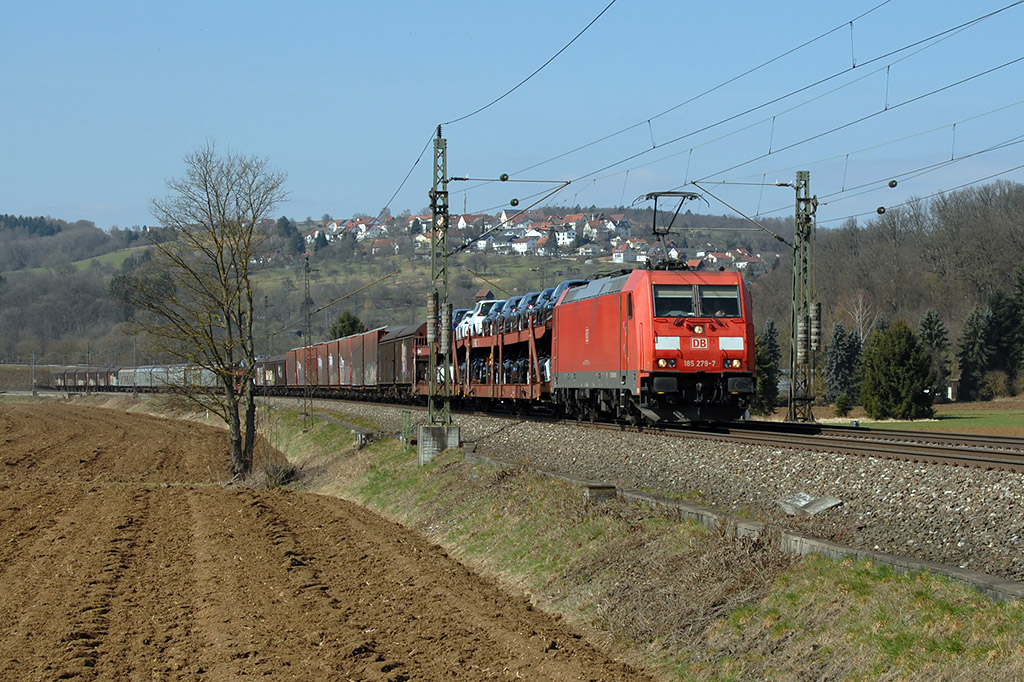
653,285,694,317
698,284,741,317
653,283,741,318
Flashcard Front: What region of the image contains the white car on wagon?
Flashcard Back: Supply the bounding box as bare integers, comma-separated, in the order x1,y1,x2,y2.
455,299,504,339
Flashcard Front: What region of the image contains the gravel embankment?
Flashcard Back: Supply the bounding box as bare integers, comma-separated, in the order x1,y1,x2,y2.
319,400,1024,583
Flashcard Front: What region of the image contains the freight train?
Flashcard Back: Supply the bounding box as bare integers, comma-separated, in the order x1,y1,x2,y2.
54,265,756,423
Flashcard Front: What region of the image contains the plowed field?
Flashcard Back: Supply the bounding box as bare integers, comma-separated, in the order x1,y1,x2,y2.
0,404,646,681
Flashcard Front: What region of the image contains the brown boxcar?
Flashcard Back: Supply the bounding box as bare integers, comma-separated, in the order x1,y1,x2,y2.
316,343,329,386
379,323,425,387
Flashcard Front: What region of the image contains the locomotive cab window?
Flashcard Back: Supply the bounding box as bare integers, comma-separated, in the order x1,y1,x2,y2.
653,284,694,317
698,285,741,317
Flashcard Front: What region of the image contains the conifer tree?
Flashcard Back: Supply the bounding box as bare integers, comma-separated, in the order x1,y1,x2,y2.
329,311,367,340
751,318,781,416
957,305,992,401
824,322,850,404
987,290,1022,388
859,319,934,419
845,327,863,404
918,308,950,400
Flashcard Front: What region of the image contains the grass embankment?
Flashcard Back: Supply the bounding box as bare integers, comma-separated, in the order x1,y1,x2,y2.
864,399,1024,437
269,404,1024,681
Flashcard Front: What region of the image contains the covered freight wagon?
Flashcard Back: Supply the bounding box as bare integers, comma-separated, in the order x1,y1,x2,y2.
379,323,426,390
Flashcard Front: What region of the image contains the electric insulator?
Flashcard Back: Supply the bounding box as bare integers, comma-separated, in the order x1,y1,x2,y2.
440,302,452,355
500,173,509,182
877,206,886,215
797,317,808,364
810,302,822,352
426,293,438,344
510,198,519,207
888,179,898,188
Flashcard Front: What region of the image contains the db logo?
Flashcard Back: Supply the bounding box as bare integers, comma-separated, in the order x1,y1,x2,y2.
691,337,709,350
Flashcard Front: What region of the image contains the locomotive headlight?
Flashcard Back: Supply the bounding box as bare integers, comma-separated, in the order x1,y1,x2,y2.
657,358,668,368
726,358,742,368
694,325,704,334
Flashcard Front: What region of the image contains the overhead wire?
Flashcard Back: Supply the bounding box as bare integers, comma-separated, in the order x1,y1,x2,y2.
539,26,1024,219
752,132,1024,218
437,2,1024,241
455,0,1022,208
502,0,898,180
371,129,436,225
817,161,1024,225
370,2,618,224
609,17,979,185
442,0,619,126
270,269,401,338
690,55,1024,185
726,98,1024,190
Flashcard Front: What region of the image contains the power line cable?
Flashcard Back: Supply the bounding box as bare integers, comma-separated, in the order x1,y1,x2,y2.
610,19,975,185
456,0,1021,203
751,133,1024,218
371,129,436,225
817,161,1024,225
456,3,1023,222
502,0,899,179
691,55,1024,185
270,269,401,338
443,0,619,126
727,98,1024,189
373,2,617,219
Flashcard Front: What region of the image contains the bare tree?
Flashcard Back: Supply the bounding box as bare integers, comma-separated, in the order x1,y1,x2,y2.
113,142,287,477
839,290,877,340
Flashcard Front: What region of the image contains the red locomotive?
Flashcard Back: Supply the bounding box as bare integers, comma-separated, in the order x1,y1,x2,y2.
550,267,754,422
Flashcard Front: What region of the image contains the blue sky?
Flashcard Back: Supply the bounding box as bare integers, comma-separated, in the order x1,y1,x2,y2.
2,1,1021,230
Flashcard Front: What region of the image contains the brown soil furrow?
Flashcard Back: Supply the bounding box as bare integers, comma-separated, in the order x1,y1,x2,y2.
0,483,89,568
245,490,644,680
0,404,230,484
97,485,202,681
0,486,149,681
0,403,648,681
187,487,370,679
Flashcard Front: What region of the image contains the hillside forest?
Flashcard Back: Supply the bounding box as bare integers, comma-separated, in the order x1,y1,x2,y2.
1,180,1022,398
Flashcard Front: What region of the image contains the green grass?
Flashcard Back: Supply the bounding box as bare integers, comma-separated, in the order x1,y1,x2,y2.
74,245,150,271
861,403,1024,434
700,555,1024,679
3,245,150,278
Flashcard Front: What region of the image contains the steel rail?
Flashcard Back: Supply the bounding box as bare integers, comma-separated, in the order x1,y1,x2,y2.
265,394,1024,472
650,421,1024,472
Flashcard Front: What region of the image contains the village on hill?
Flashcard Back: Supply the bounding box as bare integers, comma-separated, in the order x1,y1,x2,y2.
268,208,779,275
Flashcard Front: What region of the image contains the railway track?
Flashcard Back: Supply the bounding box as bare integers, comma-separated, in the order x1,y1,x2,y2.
653,420,1024,473
273,393,1024,472
291,391,1024,472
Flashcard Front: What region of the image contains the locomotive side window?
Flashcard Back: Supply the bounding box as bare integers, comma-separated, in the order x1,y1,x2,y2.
698,285,741,317
653,284,694,317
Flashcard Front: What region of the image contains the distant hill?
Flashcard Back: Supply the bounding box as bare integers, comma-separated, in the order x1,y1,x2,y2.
0,215,148,273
